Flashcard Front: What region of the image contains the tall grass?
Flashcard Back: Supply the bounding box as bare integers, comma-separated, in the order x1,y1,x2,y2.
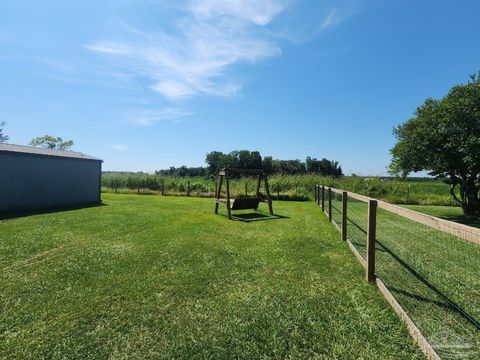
101,174,456,206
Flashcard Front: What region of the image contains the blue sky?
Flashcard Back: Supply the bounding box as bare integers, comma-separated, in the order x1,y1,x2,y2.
1,0,479,174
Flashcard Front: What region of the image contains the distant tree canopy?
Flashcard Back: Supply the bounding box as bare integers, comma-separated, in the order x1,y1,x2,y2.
29,135,74,151
306,157,343,177
155,166,207,177
389,73,480,216
0,121,8,143
205,150,343,177
153,151,343,178
205,150,263,175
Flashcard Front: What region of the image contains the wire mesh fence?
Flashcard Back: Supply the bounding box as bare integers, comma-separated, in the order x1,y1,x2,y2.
315,186,480,360
375,209,480,359
331,191,343,229
345,194,368,258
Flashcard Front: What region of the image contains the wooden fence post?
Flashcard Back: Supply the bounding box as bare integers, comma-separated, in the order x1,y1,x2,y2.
366,199,377,282
342,191,348,241
187,181,191,197
314,185,318,203
225,175,232,220
161,180,165,196
328,187,332,222
321,186,325,212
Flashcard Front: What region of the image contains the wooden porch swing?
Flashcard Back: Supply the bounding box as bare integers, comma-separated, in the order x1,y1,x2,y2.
214,168,274,220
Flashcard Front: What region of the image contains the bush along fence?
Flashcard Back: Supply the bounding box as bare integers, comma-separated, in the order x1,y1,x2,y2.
314,185,480,360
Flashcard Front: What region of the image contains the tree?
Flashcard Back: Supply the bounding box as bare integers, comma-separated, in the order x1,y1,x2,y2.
206,150,263,175
306,157,343,177
206,151,225,175
0,121,8,143
262,156,273,174
389,73,480,216
205,150,343,177
29,135,74,151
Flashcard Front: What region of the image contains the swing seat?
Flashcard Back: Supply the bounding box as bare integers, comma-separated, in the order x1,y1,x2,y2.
230,197,261,210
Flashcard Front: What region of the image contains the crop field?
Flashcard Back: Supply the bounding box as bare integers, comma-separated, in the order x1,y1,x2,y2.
0,194,423,359
102,174,457,206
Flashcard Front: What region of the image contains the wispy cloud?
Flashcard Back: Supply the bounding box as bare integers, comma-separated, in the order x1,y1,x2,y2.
85,0,285,101
316,7,354,33
131,108,191,126
319,10,337,30
112,144,128,151
84,42,132,55
188,0,285,26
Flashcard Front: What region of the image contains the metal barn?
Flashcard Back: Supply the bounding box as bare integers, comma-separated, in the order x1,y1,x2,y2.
0,144,102,213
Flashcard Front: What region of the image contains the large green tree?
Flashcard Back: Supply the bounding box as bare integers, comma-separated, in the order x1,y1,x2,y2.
29,135,74,151
0,121,8,143
390,74,480,216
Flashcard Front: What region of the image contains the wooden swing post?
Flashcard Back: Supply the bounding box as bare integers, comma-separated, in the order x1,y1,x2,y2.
214,168,274,220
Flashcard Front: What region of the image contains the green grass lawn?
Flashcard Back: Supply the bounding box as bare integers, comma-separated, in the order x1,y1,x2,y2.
329,197,480,359
0,194,424,359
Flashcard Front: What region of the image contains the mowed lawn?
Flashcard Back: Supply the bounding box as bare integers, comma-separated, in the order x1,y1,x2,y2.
1,194,423,359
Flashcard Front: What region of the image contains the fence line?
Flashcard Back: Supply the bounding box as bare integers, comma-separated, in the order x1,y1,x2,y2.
315,185,439,359
328,186,480,245
314,185,480,360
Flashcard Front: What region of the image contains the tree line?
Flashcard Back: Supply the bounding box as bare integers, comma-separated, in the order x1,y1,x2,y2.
154,150,343,178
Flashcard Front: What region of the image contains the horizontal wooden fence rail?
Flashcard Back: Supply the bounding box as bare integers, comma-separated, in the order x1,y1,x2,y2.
376,200,480,245
319,186,480,245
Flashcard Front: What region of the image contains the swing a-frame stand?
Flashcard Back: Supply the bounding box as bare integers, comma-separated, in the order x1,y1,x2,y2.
214,168,274,220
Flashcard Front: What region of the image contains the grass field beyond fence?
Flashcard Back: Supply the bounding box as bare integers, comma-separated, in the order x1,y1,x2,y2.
0,194,423,359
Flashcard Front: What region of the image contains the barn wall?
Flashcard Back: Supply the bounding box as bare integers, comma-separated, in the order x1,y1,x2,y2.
0,152,101,212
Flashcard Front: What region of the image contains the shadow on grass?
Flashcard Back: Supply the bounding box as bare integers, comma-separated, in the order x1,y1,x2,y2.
0,202,106,220
376,239,480,331
348,232,480,331
322,206,480,332
388,287,460,313
439,215,480,229
219,212,289,223
349,238,388,253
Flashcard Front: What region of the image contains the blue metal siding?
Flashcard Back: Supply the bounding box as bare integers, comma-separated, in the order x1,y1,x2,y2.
0,152,101,212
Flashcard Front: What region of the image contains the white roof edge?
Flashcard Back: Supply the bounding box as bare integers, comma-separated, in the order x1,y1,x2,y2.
0,143,102,161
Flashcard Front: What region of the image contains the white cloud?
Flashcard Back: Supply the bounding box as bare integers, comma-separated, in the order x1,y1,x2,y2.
319,10,337,30
131,108,191,126
84,42,132,55
151,81,196,100
188,0,285,26
316,8,354,33
85,0,285,101
112,144,128,151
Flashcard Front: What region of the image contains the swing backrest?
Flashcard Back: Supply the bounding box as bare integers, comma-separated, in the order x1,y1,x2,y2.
230,197,261,210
